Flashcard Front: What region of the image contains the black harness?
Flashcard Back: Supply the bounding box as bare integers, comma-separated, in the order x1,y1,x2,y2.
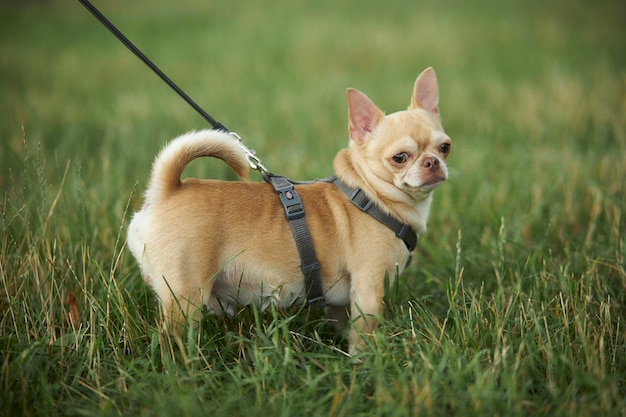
266,174,417,306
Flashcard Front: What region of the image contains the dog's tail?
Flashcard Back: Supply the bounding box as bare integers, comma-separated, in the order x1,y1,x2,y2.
145,129,250,203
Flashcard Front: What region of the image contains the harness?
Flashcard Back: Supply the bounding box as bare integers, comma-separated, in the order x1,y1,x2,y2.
79,0,418,307
266,174,417,306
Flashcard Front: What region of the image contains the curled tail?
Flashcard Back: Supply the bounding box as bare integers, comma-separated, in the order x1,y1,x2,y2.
145,129,250,203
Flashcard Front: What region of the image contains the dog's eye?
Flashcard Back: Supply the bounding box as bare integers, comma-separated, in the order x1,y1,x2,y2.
392,153,409,164
440,143,451,154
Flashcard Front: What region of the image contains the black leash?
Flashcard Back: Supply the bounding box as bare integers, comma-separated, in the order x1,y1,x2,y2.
78,0,229,132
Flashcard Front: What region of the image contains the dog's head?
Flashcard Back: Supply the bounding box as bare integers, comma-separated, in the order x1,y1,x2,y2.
346,67,451,201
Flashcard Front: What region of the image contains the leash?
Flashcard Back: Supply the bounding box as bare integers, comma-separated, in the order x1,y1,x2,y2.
77,0,269,175
78,0,226,132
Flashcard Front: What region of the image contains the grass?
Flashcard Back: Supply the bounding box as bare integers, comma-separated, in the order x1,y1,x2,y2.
1,0,625,416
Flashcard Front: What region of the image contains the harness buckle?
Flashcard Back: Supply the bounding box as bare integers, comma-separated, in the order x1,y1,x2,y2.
396,224,417,252
279,190,305,220
349,188,374,212
271,176,305,220
302,261,321,275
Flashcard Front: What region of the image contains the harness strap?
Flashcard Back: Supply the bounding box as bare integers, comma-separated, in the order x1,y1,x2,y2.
332,178,418,252
266,174,417,306
267,175,325,306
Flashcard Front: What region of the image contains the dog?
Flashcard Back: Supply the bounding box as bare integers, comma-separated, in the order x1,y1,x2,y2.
127,67,451,354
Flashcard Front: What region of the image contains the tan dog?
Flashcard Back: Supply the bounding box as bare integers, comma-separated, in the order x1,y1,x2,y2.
127,67,451,354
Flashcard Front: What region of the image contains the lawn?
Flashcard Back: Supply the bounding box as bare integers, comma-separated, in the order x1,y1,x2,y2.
1,0,624,416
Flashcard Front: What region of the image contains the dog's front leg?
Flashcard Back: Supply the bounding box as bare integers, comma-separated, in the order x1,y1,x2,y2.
347,271,388,355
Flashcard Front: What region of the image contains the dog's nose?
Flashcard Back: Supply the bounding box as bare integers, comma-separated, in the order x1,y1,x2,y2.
421,156,440,170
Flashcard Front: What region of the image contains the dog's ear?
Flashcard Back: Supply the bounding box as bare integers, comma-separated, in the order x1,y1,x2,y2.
410,67,439,117
347,88,385,144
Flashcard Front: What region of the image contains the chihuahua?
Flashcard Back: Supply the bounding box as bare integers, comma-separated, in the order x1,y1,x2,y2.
127,67,451,354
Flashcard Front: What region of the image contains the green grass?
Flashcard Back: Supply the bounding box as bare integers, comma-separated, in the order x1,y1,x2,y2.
1,0,625,416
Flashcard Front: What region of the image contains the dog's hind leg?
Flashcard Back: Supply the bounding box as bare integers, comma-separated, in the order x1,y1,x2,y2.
154,271,215,336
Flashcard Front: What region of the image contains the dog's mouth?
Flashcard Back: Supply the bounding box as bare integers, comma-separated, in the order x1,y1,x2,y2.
397,167,447,194
422,173,447,186
411,174,447,193
399,176,445,197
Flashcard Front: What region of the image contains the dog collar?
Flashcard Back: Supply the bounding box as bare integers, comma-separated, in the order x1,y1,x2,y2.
332,178,418,252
